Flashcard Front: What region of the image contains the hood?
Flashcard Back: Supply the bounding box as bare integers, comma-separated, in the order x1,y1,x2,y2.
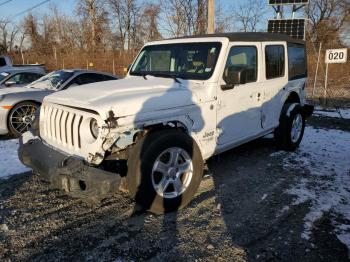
0,87,43,95
44,76,200,119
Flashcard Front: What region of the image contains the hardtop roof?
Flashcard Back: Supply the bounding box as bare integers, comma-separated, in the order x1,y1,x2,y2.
172,32,305,45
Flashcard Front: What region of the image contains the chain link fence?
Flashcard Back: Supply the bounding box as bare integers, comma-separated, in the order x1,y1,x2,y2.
10,50,138,78
306,43,350,108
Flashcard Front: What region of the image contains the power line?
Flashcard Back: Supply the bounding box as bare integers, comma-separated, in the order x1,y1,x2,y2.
11,0,51,20
0,0,14,7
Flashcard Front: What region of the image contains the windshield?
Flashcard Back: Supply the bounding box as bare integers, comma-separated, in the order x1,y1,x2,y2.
0,72,10,82
130,42,222,80
29,70,74,90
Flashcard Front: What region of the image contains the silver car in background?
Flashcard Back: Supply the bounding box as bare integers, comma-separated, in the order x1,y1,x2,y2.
0,69,118,137
0,68,45,88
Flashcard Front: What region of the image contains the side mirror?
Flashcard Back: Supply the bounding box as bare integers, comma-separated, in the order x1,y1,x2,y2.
127,64,131,72
222,67,247,90
4,80,16,87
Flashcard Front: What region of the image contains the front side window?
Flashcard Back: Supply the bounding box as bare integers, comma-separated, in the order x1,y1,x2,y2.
224,46,258,83
288,44,307,80
265,45,285,79
8,73,43,85
130,42,222,80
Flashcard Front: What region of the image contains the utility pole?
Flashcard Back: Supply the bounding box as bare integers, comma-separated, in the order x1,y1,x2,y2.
88,0,96,52
207,0,215,34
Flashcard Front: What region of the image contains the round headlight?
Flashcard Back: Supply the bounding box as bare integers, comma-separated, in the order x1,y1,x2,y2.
90,118,99,139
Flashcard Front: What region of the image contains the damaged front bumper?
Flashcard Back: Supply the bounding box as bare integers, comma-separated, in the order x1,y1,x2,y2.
18,134,121,199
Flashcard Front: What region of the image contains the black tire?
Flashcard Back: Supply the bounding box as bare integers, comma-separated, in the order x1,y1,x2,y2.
8,101,39,138
126,129,203,214
274,103,305,151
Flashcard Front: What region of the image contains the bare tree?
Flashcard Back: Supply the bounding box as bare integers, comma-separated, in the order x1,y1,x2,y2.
23,14,43,53
0,19,19,53
77,0,109,52
215,0,233,33
306,0,350,46
0,20,9,53
142,3,162,42
232,0,267,32
8,26,19,53
108,0,140,50
197,0,207,34
161,0,208,37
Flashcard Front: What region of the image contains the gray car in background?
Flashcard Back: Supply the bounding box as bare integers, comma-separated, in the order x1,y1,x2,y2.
0,69,118,137
0,68,45,88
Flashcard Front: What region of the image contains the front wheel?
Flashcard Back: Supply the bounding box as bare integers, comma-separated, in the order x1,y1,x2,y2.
126,129,203,214
8,101,39,137
274,103,305,151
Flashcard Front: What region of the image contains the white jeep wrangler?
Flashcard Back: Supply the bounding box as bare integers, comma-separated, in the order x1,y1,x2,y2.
19,33,313,214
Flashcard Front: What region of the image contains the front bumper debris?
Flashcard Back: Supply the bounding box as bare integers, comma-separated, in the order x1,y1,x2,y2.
18,136,121,199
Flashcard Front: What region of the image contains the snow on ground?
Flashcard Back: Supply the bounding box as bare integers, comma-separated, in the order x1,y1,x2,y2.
314,107,350,119
0,139,30,179
272,126,350,251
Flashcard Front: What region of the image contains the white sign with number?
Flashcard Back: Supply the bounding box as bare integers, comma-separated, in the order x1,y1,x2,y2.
325,48,348,64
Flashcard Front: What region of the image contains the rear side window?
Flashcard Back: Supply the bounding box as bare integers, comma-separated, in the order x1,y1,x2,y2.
103,75,117,81
0,57,6,67
288,44,307,80
265,45,285,79
89,73,116,82
67,73,115,88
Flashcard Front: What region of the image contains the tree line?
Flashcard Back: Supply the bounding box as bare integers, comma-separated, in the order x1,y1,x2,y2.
0,0,349,58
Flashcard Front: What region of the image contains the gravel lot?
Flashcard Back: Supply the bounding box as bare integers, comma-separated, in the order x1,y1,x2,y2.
0,113,350,262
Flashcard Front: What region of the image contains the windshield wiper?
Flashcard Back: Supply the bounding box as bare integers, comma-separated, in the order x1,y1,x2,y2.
150,73,181,84
170,75,181,84
137,72,148,80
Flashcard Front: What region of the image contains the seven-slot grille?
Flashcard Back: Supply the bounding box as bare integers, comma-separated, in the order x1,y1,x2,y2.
40,103,84,151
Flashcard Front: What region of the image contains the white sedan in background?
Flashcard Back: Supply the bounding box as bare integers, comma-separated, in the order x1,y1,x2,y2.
0,69,118,137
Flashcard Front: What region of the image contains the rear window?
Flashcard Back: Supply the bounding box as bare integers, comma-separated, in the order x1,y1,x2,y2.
288,44,307,80
265,45,285,79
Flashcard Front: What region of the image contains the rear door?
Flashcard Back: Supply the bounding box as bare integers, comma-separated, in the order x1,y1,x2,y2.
261,42,288,129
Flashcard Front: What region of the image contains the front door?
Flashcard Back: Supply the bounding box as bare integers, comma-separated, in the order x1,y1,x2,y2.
217,43,264,145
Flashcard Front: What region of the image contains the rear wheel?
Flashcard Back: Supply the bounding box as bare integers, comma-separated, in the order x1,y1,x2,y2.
8,101,39,137
126,129,203,214
274,103,305,151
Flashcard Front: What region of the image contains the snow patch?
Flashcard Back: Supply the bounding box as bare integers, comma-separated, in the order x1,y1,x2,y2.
272,126,350,250
314,107,350,120
0,139,30,179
